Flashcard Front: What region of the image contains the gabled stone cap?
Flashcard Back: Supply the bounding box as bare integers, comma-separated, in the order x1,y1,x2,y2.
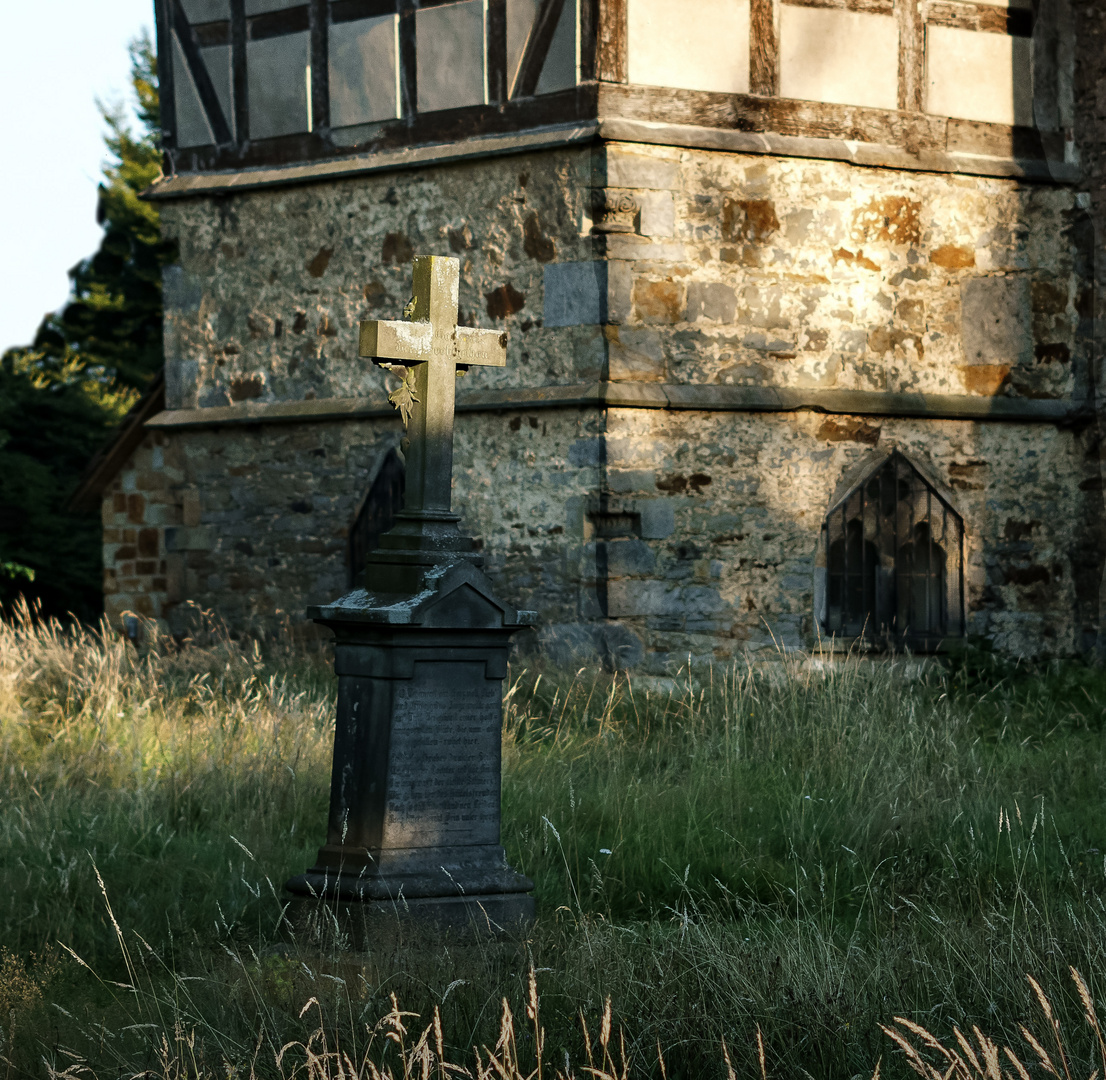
308,560,537,629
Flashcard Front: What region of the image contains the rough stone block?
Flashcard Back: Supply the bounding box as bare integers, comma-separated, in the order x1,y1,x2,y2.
607,469,656,494
544,262,608,327
607,327,665,381
182,488,203,528
607,262,633,325
163,266,204,314
569,438,604,467
638,499,676,539
633,279,683,324
779,7,898,110
687,282,737,324
138,528,160,558
165,526,214,553
627,0,750,94
606,579,681,617
605,538,657,577
961,277,1033,364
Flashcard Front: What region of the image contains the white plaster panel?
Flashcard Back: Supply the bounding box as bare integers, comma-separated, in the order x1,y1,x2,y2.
247,32,309,139
779,6,899,110
925,25,1033,127
627,0,750,95
417,1,487,113
329,15,400,127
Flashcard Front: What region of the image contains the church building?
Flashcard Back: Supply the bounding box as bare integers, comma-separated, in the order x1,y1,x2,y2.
78,0,1106,670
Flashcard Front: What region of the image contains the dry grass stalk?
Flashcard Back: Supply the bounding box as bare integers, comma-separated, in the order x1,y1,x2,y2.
880,970,1106,1080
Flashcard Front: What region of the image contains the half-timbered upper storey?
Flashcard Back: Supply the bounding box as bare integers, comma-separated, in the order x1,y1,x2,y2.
154,0,1073,187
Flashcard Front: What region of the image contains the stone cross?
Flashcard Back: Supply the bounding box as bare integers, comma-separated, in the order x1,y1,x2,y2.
359,256,507,518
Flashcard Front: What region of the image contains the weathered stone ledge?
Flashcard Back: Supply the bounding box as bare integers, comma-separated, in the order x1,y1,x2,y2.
144,123,600,200
145,384,1093,429
598,119,1081,185
143,115,1077,203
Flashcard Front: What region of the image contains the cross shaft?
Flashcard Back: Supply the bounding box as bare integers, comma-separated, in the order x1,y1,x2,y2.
359,256,507,518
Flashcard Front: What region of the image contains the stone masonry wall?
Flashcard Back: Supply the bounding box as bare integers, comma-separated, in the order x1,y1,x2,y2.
158,408,603,643
102,430,184,631
159,146,602,410
596,142,1092,402
590,410,1102,671
153,138,1105,665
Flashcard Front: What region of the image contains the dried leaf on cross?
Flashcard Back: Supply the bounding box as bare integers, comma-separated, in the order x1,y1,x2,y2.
384,364,420,429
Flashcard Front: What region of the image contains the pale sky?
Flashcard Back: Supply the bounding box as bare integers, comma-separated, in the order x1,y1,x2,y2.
0,0,154,354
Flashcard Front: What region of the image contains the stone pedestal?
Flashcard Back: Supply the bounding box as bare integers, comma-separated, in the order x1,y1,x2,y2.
286,559,536,936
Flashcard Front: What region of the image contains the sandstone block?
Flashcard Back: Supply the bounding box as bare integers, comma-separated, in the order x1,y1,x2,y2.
607,327,666,381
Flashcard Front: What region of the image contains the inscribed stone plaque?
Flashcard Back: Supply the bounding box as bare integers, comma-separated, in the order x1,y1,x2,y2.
925,25,1032,127
417,0,487,113
382,662,501,850
779,7,898,110
628,0,750,95
330,15,400,127
248,32,310,139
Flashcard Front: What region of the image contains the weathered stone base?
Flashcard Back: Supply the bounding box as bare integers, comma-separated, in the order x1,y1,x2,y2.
286,892,535,945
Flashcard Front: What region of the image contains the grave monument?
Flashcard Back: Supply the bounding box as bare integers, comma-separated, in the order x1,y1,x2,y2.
286,255,535,933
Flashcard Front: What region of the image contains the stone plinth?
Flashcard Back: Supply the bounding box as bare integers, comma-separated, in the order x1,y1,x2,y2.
286,560,536,935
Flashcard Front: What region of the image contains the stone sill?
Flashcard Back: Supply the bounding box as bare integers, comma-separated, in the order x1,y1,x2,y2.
145,384,1093,430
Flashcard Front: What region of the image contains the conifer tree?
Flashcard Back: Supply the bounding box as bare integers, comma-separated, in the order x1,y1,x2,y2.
0,32,173,621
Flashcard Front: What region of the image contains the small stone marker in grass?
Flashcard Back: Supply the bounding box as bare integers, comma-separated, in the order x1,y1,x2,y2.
285,256,535,938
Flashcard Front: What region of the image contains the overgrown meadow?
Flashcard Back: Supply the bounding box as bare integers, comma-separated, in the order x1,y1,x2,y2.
4,607,1106,1079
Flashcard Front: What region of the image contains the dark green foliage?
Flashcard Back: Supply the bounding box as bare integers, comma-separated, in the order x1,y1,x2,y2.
0,34,174,621
0,353,136,620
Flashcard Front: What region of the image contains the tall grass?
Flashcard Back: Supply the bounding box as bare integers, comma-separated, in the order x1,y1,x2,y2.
4,606,1106,1078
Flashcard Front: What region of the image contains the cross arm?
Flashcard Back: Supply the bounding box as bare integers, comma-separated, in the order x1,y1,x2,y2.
359,319,434,364
454,327,508,368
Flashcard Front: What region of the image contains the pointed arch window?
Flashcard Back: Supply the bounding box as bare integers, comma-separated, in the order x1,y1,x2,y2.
819,451,965,649
348,447,405,589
